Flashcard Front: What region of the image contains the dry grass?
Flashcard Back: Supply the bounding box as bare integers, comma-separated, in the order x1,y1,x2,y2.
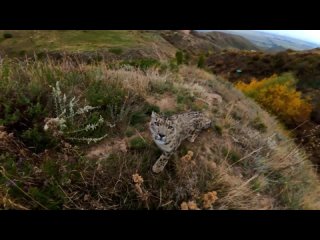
1,58,320,209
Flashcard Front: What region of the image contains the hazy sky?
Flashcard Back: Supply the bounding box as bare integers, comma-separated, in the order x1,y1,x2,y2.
257,30,320,44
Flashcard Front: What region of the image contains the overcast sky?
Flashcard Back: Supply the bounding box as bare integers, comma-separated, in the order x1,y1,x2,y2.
257,30,320,44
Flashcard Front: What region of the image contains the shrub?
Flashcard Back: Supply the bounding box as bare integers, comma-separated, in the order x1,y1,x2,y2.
169,61,179,72
272,54,286,69
222,148,241,163
176,89,195,106
121,59,160,71
19,50,27,56
129,137,148,150
175,51,184,65
143,103,160,115
129,103,160,127
311,104,320,123
87,80,125,108
214,124,222,135
163,110,178,117
0,81,57,153
183,51,190,64
109,48,123,55
130,111,147,126
28,186,64,210
231,112,242,121
236,73,312,126
197,55,205,68
150,80,174,94
86,79,131,125
45,81,111,144
3,33,13,39
252,55,260,61
21,124,58,153
251,116,267,133
125,127,135,137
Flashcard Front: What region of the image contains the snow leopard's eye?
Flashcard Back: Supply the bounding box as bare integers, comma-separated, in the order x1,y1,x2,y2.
168,126,174,130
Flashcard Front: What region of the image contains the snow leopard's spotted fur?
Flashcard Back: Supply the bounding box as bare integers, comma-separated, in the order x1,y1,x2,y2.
150,111,211,173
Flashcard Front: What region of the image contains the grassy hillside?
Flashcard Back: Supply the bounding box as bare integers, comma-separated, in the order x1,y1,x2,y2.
0,30,261,60
206,49,320,167
157,30,260,56
1,57,320,209
0,30,177,59
206,49,320,87
205,49,320,114
203,31,260,51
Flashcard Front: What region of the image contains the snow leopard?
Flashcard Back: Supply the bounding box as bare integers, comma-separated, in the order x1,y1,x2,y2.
150,111,211,173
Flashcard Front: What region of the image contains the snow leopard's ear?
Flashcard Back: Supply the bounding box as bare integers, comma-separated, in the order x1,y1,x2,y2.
151,111,158,118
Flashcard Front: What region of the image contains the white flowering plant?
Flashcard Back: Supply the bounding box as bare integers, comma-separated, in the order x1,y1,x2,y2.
44,81,114,144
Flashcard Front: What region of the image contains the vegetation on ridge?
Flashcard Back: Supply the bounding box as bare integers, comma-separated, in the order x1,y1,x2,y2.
1,56,320,210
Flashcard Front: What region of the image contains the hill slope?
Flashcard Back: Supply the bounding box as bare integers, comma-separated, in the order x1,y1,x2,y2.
157,30,259,54
201,31,260,51
1,58,320,209
205,49,320,166
0,30,260,60
0,30,178,59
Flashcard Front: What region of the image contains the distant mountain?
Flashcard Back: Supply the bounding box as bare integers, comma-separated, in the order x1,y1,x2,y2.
198,31,260,51
201,30,320,52
157,30,260,55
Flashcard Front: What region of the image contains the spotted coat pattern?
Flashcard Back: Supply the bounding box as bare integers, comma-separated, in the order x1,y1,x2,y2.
150,111,212,173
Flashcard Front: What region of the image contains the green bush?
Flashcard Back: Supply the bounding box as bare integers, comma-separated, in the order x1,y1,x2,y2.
252,55,260,61
214,124,222,135
109,48,123,55
130,103,160,126
183,51,190,64
150,80,174,94
175,51,190,65
273,53,286,69
125,127,135,137
86,80,126,111
129,137,148,150
143,103,160,115
176,89,195,106
21,125,58,153
169,60,179,72
251,117,267,133
197,55,205,68
162,110,177,117
175,51,183,65
3,32,13,39
0,83,57,153
121,58,160,70
231,112,242,121
130,111,147,126
19,50,27,56
222,148,241,163
0,153,18,177
28,186,64,210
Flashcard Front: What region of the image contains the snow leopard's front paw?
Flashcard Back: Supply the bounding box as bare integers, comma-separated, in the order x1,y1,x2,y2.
152,155,169,173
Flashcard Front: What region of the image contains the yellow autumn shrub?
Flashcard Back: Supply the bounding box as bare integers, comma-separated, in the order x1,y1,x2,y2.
236,73,312,126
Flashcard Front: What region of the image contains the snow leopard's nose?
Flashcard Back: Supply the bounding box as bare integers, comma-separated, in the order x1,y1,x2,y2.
159,134,165,139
